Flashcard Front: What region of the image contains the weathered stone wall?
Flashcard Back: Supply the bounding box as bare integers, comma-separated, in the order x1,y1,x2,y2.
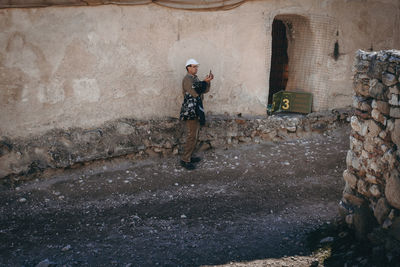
0,110,350,181
0,0,399,139
341,50,400,247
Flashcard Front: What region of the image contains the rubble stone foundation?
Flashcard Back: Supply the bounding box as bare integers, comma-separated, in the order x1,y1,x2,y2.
0,110,350,181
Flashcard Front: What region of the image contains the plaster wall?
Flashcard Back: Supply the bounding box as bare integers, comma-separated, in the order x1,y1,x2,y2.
0,0,399,138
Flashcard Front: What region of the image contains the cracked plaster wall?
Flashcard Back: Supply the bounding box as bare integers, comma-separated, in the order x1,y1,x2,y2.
0,0,399,140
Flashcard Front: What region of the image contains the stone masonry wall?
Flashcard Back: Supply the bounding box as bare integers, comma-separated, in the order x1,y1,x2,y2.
0,110,350,182
341,50,400,247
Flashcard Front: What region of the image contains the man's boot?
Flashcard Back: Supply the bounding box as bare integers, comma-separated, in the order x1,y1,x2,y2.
180,160,195,170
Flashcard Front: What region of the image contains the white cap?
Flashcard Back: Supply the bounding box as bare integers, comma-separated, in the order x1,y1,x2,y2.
185,58,199,67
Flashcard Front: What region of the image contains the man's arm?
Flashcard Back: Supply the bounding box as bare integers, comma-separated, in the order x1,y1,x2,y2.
204,82,210,94
203,74,213,94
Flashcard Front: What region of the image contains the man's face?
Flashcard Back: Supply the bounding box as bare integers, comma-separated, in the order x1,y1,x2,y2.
187,65,199,75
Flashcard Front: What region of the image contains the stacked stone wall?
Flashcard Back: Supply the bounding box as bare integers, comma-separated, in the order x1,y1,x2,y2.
0,110,349,183
341,50,400,246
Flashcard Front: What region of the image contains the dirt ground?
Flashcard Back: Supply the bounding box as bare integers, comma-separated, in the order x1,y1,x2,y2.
0,125,386,267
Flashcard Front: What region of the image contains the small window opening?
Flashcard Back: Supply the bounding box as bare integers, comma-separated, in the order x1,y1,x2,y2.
269,19,289,104
333,41,340,61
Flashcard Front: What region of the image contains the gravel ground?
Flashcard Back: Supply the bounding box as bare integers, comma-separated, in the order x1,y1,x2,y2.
0,126,364,267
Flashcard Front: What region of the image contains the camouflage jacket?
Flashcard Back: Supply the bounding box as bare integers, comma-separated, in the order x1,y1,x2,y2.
179,74,209,123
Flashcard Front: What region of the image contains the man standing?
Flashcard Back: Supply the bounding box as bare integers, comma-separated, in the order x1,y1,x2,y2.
179,59,213,170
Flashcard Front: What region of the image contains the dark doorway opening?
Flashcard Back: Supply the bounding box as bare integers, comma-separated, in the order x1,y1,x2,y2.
268,19,289,104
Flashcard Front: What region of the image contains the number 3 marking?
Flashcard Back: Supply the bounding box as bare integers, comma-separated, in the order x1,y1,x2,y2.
282,98,290,110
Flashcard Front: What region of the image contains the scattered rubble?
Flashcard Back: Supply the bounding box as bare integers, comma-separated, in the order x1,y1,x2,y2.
0,125,350,266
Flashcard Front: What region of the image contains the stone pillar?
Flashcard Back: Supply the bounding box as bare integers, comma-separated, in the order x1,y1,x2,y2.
341,50,400,243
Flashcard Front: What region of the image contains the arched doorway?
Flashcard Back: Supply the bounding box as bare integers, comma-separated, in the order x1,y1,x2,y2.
268,19,289,104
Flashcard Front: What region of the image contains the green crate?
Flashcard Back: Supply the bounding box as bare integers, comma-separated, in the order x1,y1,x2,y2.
270,91,313,114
